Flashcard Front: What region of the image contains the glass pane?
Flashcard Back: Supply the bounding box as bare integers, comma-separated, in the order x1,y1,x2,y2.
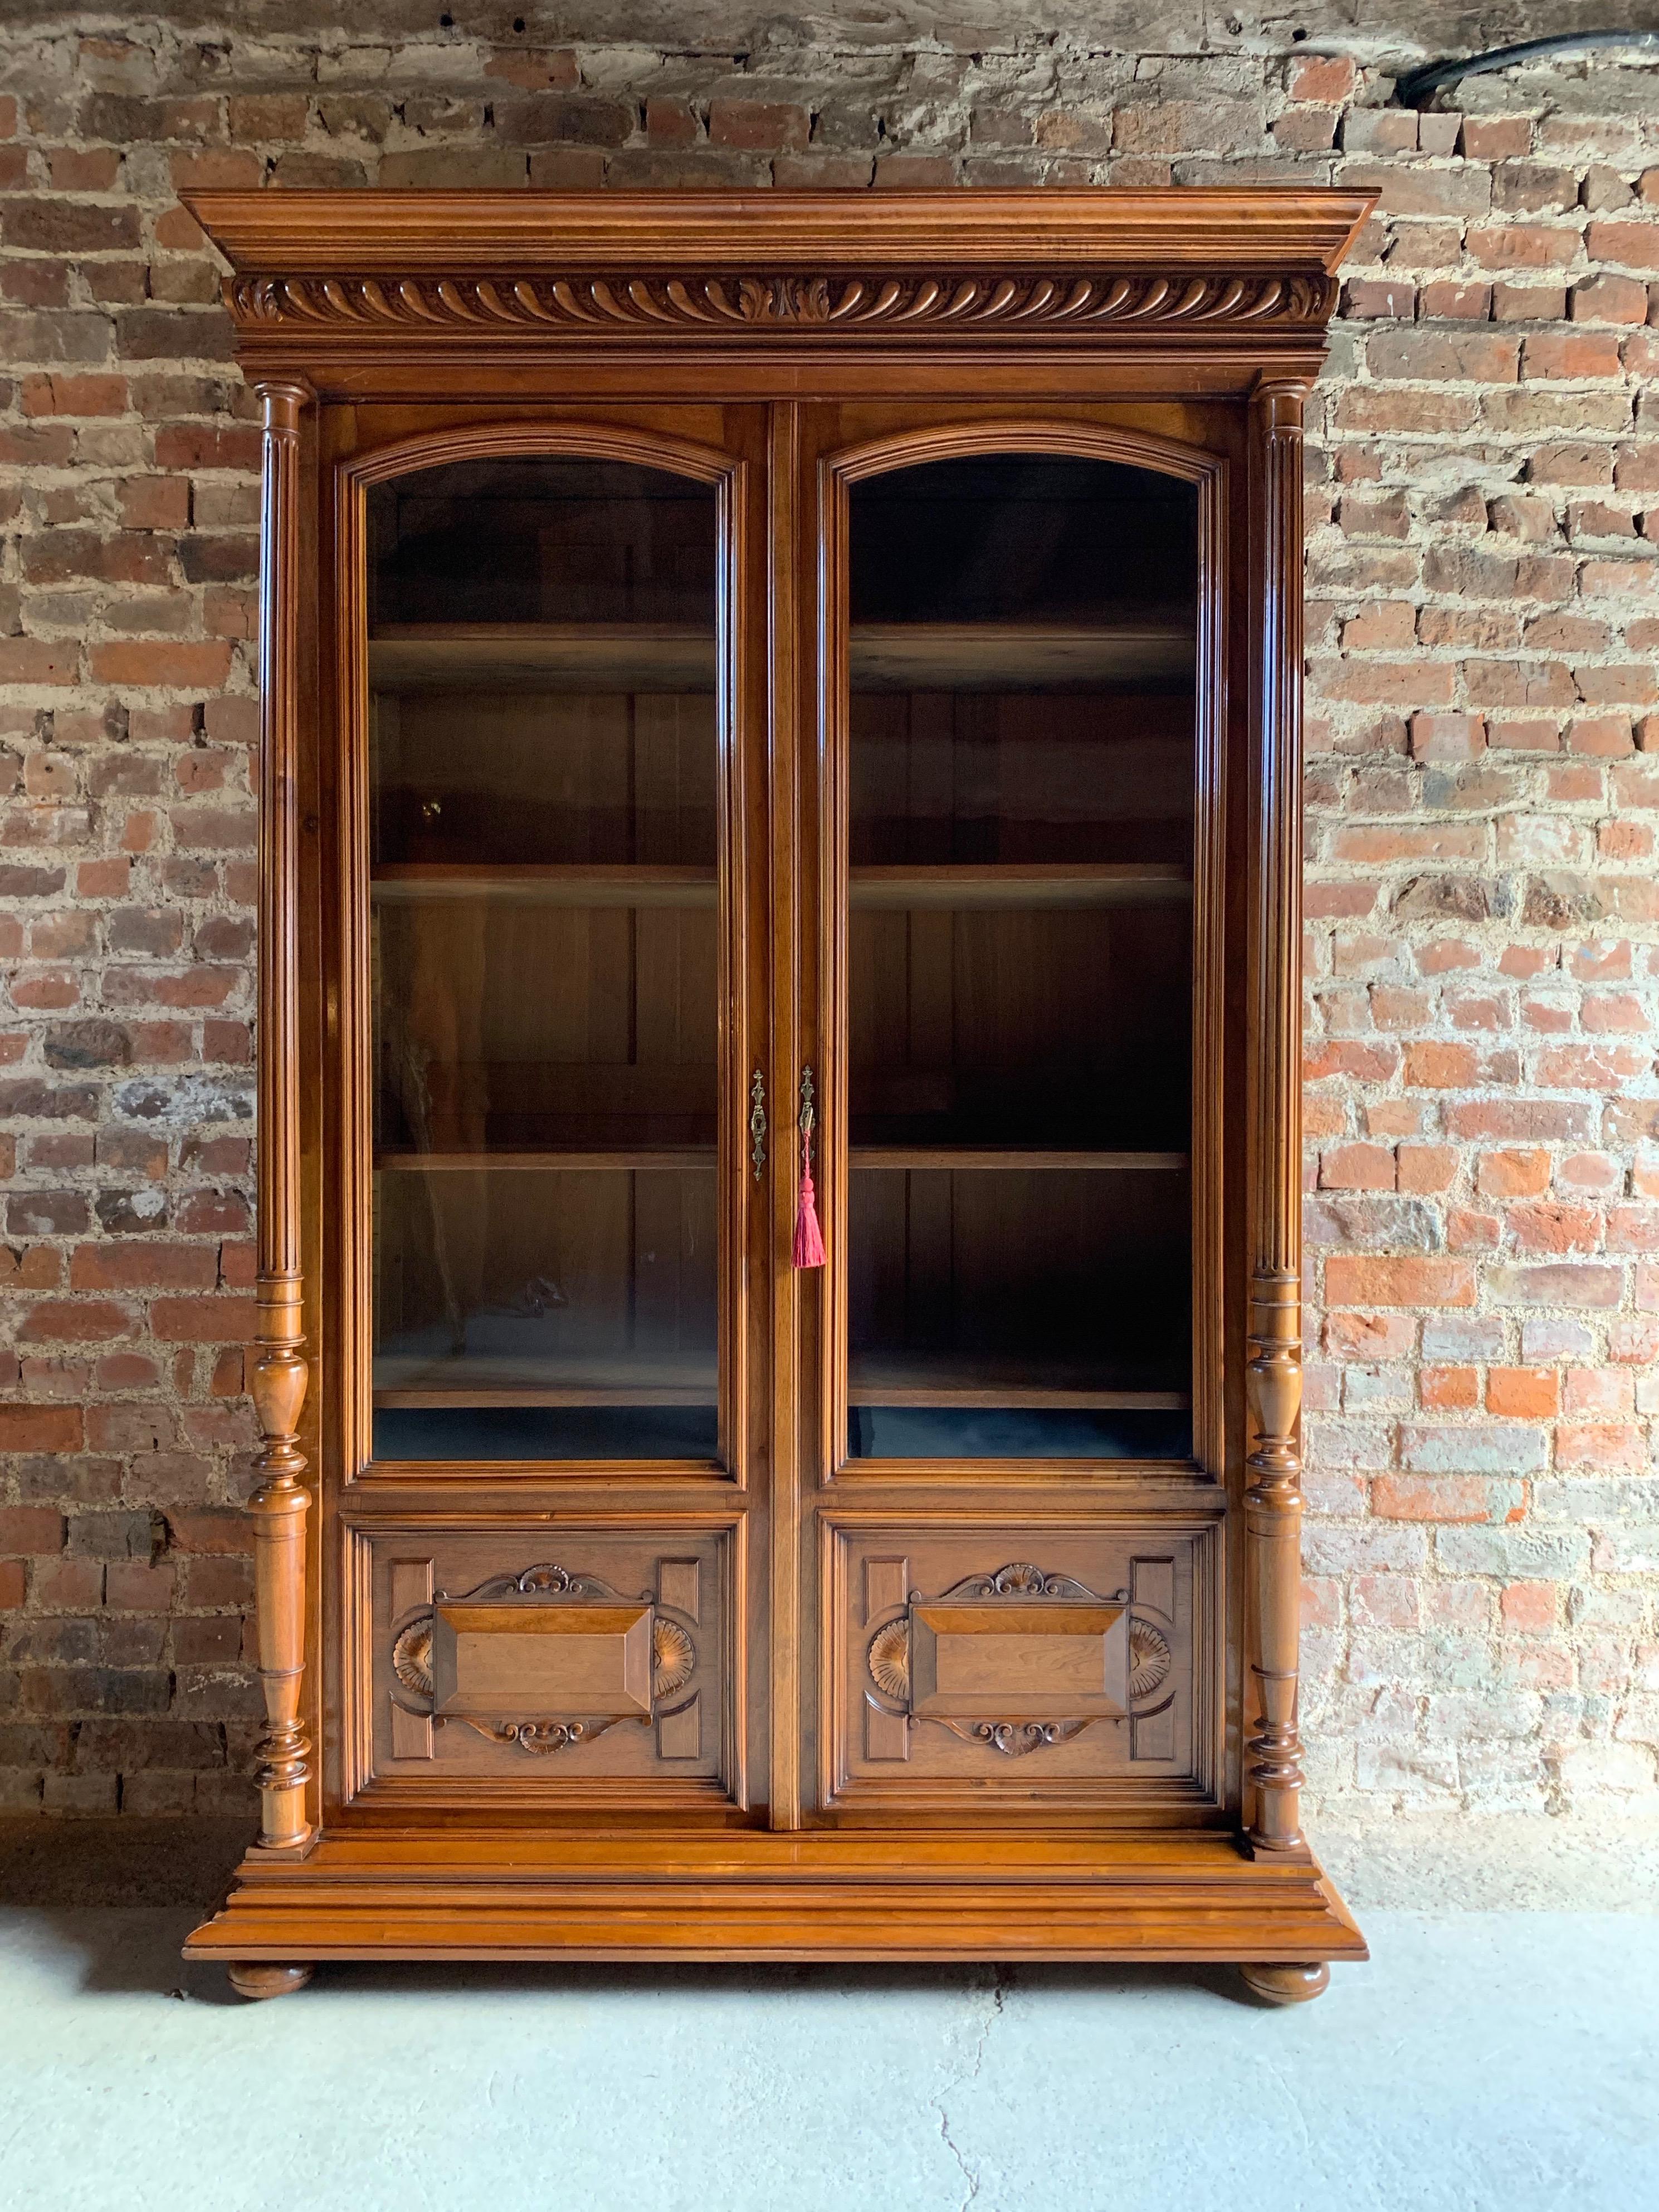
368,458,721,1462
845,455,1197,1461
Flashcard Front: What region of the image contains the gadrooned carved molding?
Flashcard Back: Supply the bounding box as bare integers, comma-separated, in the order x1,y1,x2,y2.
864,1561,1175,1757
387,1558,700,1755
229,269,1336,339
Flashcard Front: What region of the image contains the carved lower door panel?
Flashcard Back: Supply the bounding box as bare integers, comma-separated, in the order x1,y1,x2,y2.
358,1525,739,1806
821,1519,1218,1815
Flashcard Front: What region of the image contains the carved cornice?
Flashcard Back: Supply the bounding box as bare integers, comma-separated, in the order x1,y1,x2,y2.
186,191,1370,359
225,267,1338,340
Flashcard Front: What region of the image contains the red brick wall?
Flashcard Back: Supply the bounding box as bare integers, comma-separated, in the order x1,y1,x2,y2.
1,19,1656,1820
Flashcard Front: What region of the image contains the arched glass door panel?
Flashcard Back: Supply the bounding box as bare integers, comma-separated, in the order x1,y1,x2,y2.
842,451,1199,1462
366,456,723,1463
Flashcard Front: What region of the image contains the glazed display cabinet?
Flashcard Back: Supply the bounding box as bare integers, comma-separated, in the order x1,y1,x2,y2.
182,189,1371,2001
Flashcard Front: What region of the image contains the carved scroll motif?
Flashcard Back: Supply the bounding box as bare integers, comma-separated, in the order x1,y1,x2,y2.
388,1559,701,1756
862,1562,1175,1758
228,269,1336,339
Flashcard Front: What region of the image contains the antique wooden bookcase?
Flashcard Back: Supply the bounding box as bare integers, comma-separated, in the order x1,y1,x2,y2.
182,189,1372,2001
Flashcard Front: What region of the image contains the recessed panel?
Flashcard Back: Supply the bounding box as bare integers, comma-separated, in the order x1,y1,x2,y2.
366,1526,735,1802
824,1521,1214,1813
431,1603,654,1717
910,1601,1127,1717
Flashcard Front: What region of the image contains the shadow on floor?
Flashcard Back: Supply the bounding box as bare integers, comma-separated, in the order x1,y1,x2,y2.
1,1817,1274,2008
11,1901,1257,2010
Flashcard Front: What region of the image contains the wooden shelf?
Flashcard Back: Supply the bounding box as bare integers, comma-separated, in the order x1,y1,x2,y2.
370,863,716,908
369,619,1194,696
377,1148,715,1171
852,620,1194,692
373,1355,1182,1412
371,862,1187,910
373,1354,715,1408
850,863,1190,910
848,1358,1188,1410
377,1146,1179,1172
371,624,715,694
851,1147,1187,1171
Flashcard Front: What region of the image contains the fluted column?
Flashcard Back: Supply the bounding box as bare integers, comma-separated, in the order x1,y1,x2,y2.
1244,377,1310,1858
248,377,313,1851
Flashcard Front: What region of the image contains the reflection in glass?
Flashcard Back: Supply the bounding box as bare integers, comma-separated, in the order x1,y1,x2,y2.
368,459,721,1462
845,456,1197,1461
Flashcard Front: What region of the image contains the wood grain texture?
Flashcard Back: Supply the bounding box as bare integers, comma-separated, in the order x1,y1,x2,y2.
248,378,315,1854
1244,379,1311,1861
1240,1960,1331,2005
226,1962,315,2000
184,191,1374,281
183,187,1369,1987
186,1828,1368,1965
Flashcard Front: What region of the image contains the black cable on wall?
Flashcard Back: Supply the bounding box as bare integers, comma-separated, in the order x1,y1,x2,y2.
1395,30,1659,106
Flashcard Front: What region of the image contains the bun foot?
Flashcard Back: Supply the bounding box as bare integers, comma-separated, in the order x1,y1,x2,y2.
227,1961,314,2001
1240,1960,1329,2006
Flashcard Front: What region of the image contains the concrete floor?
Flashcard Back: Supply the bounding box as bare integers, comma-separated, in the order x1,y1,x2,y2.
1,1901,1655,2212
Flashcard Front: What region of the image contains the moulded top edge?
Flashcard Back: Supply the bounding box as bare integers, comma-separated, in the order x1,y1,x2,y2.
184,188,1377,279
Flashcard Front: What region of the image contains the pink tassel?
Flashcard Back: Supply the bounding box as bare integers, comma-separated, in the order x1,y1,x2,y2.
793,1126,826,1269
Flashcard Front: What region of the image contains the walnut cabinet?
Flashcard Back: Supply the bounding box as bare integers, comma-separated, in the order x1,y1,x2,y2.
181,189,1372,2001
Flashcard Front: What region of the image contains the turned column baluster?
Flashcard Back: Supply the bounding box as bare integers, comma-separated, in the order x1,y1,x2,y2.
248,377,313,1852
1245,377,1311,1858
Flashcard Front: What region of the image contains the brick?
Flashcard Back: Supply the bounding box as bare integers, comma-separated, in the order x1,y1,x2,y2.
86,641,234,688
1372,1475,1494,1522
1319,1142,1395,1190
1587,221,1659,271
1401,1423,1546,1474
708,99,810,152
1289,55,1356,102
1487,1264,1627,1309
1460,118,1531,160
1501,1582,1558,1634
148,1296,257,1343
1324,1258,1477,1308
1421,1366,1479,1411
0,1506,65,1552
1477,1149,1551,1198
1572,274,1651,324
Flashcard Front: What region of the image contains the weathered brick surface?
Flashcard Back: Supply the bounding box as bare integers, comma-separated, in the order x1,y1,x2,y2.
0,16,1656,1825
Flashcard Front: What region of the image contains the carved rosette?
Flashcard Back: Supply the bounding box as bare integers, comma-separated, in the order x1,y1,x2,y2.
1129,1619,1173,1704
388,1561,700,1756
228,268,1336,339
651,1618,695,1702
867,1617,911,1704
390,1617,433,1701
